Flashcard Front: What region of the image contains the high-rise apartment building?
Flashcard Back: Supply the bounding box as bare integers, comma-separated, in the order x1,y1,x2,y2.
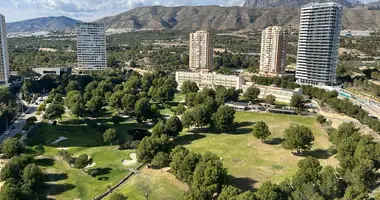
260,26,287,76
189,30,213,71
76,22,107,74
295,2,342,86
0,14,9,85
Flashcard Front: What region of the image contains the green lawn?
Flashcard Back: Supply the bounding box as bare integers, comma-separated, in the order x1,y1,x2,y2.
109,167,188,200
175,112,337,189
29,117,148,200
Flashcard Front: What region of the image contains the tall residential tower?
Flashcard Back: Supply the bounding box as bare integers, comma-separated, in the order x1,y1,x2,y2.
259,26,287,76
0,14,9,84
75,22,107,74
295,2,342,86
189,30,213,71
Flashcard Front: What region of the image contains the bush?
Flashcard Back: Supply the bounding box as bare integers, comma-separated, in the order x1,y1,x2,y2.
119,140,141,150
33,144,45,155
328,146,337,156
111,115,124,125
36,111,41,116
59,150,75,165
175,104,186,115
316,115,327,124
88,169,100,177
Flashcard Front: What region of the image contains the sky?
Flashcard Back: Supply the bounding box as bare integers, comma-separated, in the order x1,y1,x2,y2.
0,0,245,23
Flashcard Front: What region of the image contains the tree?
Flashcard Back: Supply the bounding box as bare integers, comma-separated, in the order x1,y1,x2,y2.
74,154,91,172
137,135,169,164
192,152,227,194
218,186,242,200
181,80,199,94
192,105,211,128
283,124,315,154
175,104,186,115
33,144,45,155
1,138,24,158
121,94,135,114
255,181,280,200
108,91,124,112
134,98,151,122
109,192,127,200
151,151,170,169
318,166,343,199
170,146,201,183
151,120,166,137
252,121,271,142
212,106,236,132
65,81,80,93
0,179,22,200
22,164,43,186
103,128,118,147
290,94,304,108
244,86,261,102
165,116,183,138
265,95,276,105
26,116,37,126
65,90,85,117
316,115,327,124
292,157,322,188
44,103,65,120
86,95,104,118
182,110,194,130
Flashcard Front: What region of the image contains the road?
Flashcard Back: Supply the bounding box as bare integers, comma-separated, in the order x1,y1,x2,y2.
0,96,44,143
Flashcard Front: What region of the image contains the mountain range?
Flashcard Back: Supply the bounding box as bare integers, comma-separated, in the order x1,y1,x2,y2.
6,16,79,33
5,0,380,33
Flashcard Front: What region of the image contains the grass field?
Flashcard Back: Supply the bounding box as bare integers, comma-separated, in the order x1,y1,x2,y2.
175,112,338,190
110,167,188,200
29,117,148,200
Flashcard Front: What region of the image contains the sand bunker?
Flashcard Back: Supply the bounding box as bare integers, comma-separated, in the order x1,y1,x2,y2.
122,153,137,166
51,137,68,144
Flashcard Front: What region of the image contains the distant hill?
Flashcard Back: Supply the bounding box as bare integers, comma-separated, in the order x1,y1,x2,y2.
6,16,79,33
96,6,380,31
355,0,380,9
243,0,361,8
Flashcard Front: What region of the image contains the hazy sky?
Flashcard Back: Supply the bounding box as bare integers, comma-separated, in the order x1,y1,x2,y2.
0,0,245,22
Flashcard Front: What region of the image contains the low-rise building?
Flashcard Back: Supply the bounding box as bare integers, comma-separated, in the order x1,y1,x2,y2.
225,102,248,111
175,71,244,90
32,67,72,76
242,83,302,103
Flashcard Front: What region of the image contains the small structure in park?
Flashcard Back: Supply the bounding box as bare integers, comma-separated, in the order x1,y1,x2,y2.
225,102,248,111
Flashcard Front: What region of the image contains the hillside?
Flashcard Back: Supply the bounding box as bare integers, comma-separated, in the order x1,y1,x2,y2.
96,6,380,31
6,16,79,33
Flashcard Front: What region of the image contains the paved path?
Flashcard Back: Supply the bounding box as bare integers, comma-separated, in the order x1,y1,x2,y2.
0,95,45,143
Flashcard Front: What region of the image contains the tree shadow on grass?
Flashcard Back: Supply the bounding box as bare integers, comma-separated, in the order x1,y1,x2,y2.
227,128,253,135
300,149,331,159
265,137,285,145
175,134,206,145
44,183,76,196
90,167,112,176
234,121,255,128
36,158,55,167
60,119,85,125
97,177,109,181
228,175,257,191
45,173,68,182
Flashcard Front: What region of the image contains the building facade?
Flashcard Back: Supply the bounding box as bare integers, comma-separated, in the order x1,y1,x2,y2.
175,71,244,90
295,2,342,86
242,83,303,103
260,26,287,76
76,22,107,74
0,14,9,85
189,30,213,71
